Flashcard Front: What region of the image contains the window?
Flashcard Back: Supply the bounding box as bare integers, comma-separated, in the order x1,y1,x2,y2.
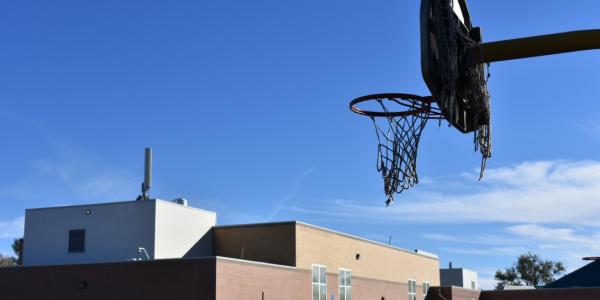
471,281,476,290
422,281,430,296
68,229,85,253
408,279,417,300
339,269,352,300
312,264,327,300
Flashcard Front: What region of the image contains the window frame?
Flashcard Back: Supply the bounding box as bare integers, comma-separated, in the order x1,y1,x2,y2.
312,264,327,300
408,279,417,300
338,268,352,300
422,281,430,296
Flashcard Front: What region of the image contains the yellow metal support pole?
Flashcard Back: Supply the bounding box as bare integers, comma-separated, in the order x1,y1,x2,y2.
478,29,600,63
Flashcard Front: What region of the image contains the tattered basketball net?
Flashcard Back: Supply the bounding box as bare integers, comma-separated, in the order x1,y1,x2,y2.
350,93,443,206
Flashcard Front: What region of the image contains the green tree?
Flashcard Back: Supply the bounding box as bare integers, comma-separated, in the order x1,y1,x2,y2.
495,252,565,289
0,254,15,267
12,238,23,265
494,267,521,290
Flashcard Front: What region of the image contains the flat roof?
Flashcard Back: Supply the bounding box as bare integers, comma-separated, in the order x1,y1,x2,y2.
215,220,438,260
25,199,216,215
440,268,477,273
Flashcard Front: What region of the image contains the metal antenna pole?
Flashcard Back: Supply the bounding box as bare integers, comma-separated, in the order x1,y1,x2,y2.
475,29,600,63
141,148,152,200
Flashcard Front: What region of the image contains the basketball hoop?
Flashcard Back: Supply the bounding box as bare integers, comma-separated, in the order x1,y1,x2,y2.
350,0,598,206
349,93,443,206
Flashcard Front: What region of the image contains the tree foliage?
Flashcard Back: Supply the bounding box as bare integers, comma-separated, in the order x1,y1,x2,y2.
0,254,15,267
12,238,23,265
495,252,565,289
494,267,521,289
0,238,23,267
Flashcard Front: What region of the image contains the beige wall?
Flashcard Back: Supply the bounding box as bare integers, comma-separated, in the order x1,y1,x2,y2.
213,222,296,266
214,221,440,296
216,257,413,300
295,223,440,287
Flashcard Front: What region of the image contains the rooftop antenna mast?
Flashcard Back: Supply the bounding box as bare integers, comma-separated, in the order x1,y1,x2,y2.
138,148,152,200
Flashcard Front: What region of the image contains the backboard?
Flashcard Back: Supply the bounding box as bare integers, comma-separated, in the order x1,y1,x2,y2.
420,0,490,133
351,0,598,203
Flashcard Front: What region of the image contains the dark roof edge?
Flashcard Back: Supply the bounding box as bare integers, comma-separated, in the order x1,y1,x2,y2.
213,220,297,229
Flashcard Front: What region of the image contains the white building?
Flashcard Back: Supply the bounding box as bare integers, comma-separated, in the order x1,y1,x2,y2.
440,263,479,290
23,199,216,266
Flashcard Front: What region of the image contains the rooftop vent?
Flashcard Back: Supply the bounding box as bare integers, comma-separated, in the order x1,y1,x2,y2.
172,198,188,206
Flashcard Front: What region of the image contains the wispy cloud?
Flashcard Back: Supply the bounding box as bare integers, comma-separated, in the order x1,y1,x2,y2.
0,110,140,203
0,217,24,239
507,224,583,243
290,160,600,226
289,160,600,288
506,224,600,269
3,152,140,203
441,246,526,256
422,233,519,246
75,174,138,200
479,277,497,290
578,120,600,140
266,166,316,221
425,223,600,283
421,233,464,243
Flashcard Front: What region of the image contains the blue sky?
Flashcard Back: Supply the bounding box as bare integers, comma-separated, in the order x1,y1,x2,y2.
1,0,599,289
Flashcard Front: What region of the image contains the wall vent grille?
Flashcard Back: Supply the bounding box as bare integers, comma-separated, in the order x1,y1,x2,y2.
69,229,86,253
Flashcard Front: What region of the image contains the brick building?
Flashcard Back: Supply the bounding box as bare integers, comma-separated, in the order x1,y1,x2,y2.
3,199,439,300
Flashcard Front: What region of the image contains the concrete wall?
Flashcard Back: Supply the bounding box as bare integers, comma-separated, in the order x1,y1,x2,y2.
154,200,216,259
23,200,156,266
440,268,478,290
24,199,217,266
462,269,478,290
440,268,478,289
295,223,440,288
0,258,216,300
440,268,462,287
213,222,296,266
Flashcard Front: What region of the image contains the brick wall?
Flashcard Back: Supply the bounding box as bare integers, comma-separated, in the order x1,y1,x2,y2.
0,258,216,300
427,286,600,300
481,287,600,300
